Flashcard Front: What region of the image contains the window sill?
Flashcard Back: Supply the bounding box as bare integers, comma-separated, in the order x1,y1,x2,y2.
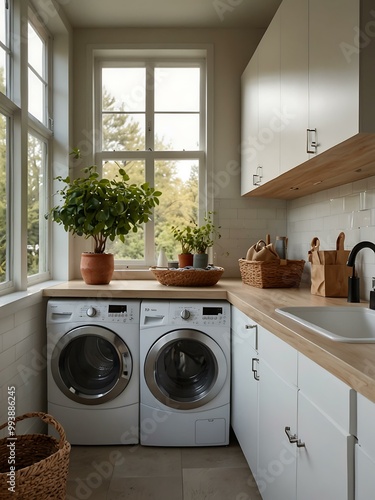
0,280,64,319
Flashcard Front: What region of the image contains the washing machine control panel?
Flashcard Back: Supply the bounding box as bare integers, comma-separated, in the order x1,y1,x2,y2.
47,299,140,324
171,303,228,326
78,304,137,322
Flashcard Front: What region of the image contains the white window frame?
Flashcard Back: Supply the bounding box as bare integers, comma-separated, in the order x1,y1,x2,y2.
26,7,52,284
0,0,58,297
93,52,210,268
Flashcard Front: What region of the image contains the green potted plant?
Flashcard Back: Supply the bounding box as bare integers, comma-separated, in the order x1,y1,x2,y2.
171,224,195,267
191,212,221,268
46,150,161,284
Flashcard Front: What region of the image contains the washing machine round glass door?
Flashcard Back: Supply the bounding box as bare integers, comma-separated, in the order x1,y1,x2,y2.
144,329,227,410
51,326,132,405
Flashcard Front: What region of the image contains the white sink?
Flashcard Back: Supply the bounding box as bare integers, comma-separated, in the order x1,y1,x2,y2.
276,306,375,342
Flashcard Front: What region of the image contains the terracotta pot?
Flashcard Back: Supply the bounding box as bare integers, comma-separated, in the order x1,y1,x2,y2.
178,253,194,268
193,253,209,269
80,252,114,285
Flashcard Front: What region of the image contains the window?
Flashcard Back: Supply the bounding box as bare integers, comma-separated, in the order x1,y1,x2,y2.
0,0,12,292
27,14,51,283
0,1,56,296
0,0,10,96
28,19,47,125
96,57,205,266
0,111,8,285
27,133,48,278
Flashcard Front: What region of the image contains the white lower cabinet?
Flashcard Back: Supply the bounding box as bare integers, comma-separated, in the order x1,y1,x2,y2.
258,357,298,500
297,392,354,500
258,326,298,500
231,309,356,500
355,393,375,499
230,306,259,474
297,354,355,500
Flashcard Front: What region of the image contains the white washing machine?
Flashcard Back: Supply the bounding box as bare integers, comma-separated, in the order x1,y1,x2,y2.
140,300,231,447
47,299,140,445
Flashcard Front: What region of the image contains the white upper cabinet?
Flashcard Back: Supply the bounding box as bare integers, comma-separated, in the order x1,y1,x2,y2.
241,51,259,196
279,0,309,173
257,11,281,186
308,0,360,154
241,0,375,199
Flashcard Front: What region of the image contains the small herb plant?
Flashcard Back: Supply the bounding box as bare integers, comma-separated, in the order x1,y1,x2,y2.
171,224,195,254
192,212,221,254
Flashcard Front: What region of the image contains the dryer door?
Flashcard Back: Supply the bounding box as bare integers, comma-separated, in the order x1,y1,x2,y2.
144,329,228,410
51,326,132,405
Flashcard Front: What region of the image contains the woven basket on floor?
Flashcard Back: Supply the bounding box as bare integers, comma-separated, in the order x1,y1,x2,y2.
0,412,71,500
239,258,305,288
150,266,224,286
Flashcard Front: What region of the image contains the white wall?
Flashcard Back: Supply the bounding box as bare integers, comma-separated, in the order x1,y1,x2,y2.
70,27,290,278
287,176,375,299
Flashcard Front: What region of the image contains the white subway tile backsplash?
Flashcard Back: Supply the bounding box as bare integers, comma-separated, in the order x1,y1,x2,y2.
0,297,46,429
359,226,375,243
0,345,16,372
353,210,371,229
353,179,368,193
0,314,14,335
329,197,345,215
214,197,286,276
344,193,360,212
287,174,375,300
338,183,353,197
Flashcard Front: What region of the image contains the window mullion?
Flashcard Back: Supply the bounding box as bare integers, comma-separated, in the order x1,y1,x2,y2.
145,62,154,151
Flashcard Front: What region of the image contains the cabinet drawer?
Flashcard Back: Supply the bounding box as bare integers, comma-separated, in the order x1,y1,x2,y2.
231,306,257,352
258,326,297,386
357,393,375,462
298,353,355,434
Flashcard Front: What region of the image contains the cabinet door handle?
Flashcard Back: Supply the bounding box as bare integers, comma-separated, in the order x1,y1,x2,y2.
285,426,305,448
306,128,317,154
245,324,258,351
251,357,260,381
253,166,263,186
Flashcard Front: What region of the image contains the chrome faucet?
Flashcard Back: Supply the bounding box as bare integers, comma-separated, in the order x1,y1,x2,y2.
346,241,375,304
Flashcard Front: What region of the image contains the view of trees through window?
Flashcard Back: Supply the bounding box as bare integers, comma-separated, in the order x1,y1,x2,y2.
27,134,47,277
0,111,6,283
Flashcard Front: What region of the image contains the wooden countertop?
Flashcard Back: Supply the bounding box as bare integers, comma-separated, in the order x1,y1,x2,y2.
43,279,375,403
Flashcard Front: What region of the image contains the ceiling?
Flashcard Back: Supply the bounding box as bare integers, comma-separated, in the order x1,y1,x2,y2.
57,0,282,29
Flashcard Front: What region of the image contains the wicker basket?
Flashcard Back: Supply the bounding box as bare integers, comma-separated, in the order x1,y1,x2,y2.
0,412,71,500
239,258,305,288
150,266,224,287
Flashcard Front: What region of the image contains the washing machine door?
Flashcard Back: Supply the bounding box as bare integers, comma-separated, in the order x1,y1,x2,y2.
51,326,132,405
144,329,227,410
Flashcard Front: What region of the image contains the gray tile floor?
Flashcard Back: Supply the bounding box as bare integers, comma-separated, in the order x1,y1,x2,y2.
66,432,262,499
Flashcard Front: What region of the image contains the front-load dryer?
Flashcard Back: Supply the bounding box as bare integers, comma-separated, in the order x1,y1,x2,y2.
47,299,140,445
140,300,231,447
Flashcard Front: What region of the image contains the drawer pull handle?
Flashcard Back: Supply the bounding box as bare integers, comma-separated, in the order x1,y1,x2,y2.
251,357,260,381
285,426,305,448
245,324,256,329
